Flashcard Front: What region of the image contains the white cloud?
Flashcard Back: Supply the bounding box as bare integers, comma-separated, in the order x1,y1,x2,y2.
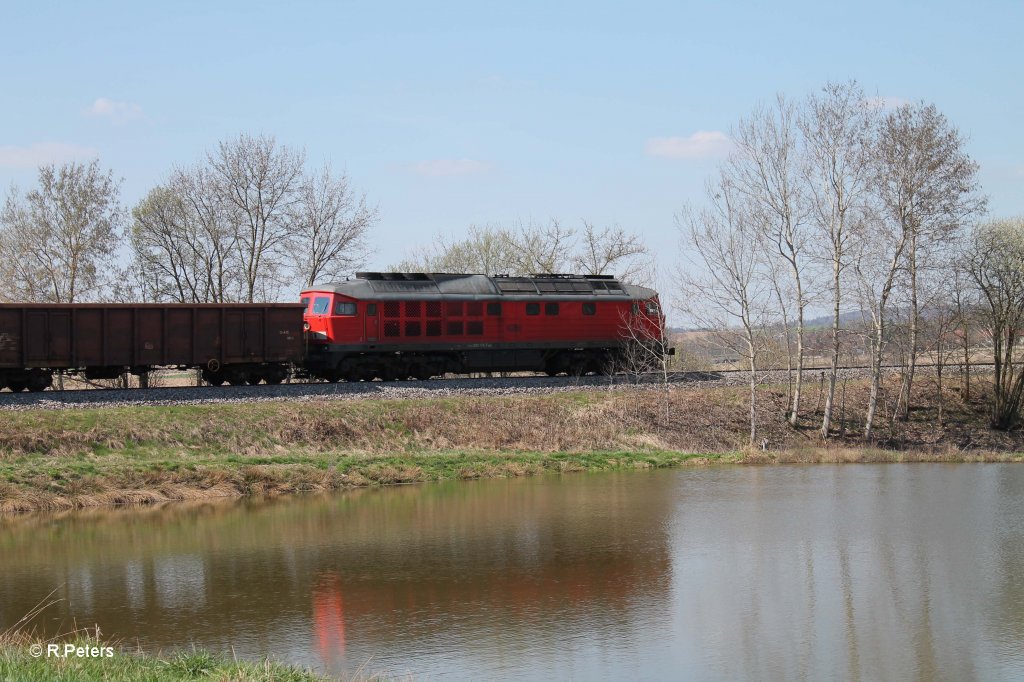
410,158,491,177
645,131,731,160
84,97,142,122
0,142,98,169
865,95,910,111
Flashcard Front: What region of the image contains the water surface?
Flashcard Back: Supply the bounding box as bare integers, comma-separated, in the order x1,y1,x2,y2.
1,464,1022,680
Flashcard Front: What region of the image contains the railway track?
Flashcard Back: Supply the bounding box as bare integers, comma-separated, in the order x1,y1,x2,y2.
0,363,987,411
0,371,722,411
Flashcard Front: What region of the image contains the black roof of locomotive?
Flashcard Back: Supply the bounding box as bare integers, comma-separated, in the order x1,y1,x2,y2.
304,273,657,301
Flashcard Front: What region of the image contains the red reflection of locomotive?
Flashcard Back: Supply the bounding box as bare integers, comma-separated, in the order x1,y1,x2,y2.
301,272,671,382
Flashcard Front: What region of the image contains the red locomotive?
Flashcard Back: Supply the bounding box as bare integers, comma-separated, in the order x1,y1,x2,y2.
300,272,671,382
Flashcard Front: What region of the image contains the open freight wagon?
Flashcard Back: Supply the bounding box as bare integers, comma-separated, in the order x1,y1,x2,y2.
0,303,306,391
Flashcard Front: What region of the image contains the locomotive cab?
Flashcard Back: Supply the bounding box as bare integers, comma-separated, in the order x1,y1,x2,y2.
301,291,365,344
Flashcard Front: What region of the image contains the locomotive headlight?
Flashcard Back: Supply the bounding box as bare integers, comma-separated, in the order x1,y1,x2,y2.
303,321,310,331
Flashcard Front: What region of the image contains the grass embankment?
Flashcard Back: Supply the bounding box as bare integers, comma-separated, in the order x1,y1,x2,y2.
1,378,1022,513
0,639,328,682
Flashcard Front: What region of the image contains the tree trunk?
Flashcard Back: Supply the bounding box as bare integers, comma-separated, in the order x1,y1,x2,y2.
748,348,758,447
821,259,841,438
900,235,919,421
864,320,886,440
790,285,805,426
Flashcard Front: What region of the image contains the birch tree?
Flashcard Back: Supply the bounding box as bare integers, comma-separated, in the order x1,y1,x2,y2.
799,81,876,438
727,94,810,425
872,103,984,420
678,175,771,447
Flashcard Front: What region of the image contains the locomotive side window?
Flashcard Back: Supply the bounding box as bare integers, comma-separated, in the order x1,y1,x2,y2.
367,304,377,316
526,303,540,316
487,302,501,316
582,302,596,316
334,302,357,316
545,303,559,316
646,301,660,314
300,296,310,310
313,297,330,315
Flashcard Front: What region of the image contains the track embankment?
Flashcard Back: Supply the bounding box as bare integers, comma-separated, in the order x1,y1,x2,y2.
0,376,1020,514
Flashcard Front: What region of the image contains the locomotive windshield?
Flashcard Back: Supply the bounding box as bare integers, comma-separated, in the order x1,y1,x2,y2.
312,297,330,315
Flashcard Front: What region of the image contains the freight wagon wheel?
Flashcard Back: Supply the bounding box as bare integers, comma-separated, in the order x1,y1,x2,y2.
265,375,284,385
201,369,225,386
6,380,27,393
246,375,262,385
27,371,52,392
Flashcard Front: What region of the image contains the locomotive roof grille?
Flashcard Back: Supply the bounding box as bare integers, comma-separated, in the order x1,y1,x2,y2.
311,272,653,300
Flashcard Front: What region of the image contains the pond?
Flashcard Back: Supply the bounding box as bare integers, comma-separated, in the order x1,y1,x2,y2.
1,464,1022,680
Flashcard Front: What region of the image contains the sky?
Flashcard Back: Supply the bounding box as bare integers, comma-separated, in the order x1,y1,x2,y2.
1,0,1022,301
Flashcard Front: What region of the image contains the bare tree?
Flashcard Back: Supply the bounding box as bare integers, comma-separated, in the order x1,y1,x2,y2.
965,217,1024,429
393,219,650,282
852,204,911,440
393,223,518,274
799,81,876,438
728,94,811,425
0,160,124,303
290,165,377,287
130,166,239,303
208,134,305,301
573,222,651,283
503,219,576,274
950,265,979,402
872,103,985,420
678,175,772,447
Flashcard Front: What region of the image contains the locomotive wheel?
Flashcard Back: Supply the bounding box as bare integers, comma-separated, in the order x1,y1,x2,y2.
246,375,262,385
265,375,284,385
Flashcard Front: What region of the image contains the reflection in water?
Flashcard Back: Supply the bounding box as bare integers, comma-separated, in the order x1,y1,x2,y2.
1,465,1023,680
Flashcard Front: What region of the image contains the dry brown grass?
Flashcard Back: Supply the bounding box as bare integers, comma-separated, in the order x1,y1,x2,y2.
0,375,1022,514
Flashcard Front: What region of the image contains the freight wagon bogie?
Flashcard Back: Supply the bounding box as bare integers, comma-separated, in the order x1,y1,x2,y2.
0,369,53,392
